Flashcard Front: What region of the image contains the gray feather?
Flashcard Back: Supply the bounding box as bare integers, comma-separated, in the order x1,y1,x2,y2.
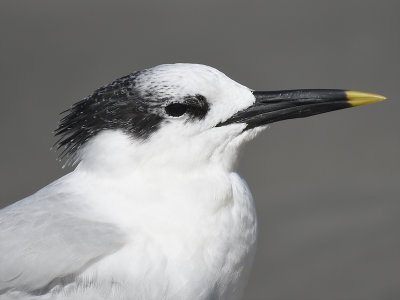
0,187,126,294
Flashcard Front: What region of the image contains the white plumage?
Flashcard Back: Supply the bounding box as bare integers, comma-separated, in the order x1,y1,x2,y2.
1,63,382,299
0,64,259,300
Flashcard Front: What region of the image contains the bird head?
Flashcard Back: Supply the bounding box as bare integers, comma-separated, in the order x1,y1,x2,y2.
55,63,385,174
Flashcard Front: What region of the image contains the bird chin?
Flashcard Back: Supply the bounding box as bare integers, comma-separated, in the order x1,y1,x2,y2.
211,124,268,171
240,124,269,141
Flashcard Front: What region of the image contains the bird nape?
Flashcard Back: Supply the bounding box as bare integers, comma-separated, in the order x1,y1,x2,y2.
0,63,385,300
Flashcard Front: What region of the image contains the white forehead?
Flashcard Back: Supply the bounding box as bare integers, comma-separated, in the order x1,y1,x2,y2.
135,64,245,97
135,63,255,122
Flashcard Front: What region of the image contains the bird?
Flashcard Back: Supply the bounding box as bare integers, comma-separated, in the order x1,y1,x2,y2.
0,63,385,300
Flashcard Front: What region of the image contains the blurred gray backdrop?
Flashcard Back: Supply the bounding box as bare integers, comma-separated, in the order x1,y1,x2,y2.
1,0,399,299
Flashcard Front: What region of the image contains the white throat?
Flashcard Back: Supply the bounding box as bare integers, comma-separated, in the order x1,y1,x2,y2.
76,125,265,177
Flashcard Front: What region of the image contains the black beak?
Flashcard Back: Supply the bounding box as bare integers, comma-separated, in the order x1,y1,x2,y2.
217,89,385,129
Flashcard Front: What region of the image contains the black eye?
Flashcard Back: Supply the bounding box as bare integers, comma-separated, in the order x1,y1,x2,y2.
165,103,188,117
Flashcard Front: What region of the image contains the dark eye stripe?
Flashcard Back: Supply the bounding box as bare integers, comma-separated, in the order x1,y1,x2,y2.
164,95,210,120
184,94,210,120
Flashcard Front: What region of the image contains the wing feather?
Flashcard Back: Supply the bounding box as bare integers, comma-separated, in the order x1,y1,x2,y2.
0,189,126,293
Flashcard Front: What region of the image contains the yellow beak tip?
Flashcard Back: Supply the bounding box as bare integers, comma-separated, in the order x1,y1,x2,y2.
345,90,386,107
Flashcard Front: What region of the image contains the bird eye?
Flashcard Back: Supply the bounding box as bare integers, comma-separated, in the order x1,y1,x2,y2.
165,103,188,117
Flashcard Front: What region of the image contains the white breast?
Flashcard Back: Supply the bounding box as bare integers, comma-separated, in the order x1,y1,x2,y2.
63,169,258,300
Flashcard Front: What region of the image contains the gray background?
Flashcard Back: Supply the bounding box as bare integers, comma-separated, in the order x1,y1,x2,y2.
0,0,399,299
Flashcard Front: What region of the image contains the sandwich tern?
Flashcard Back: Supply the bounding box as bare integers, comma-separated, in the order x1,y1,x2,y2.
0,63,385,300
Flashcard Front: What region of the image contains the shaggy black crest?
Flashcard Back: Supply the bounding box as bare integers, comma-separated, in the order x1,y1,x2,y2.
55,71,163,161
54,72,210,162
